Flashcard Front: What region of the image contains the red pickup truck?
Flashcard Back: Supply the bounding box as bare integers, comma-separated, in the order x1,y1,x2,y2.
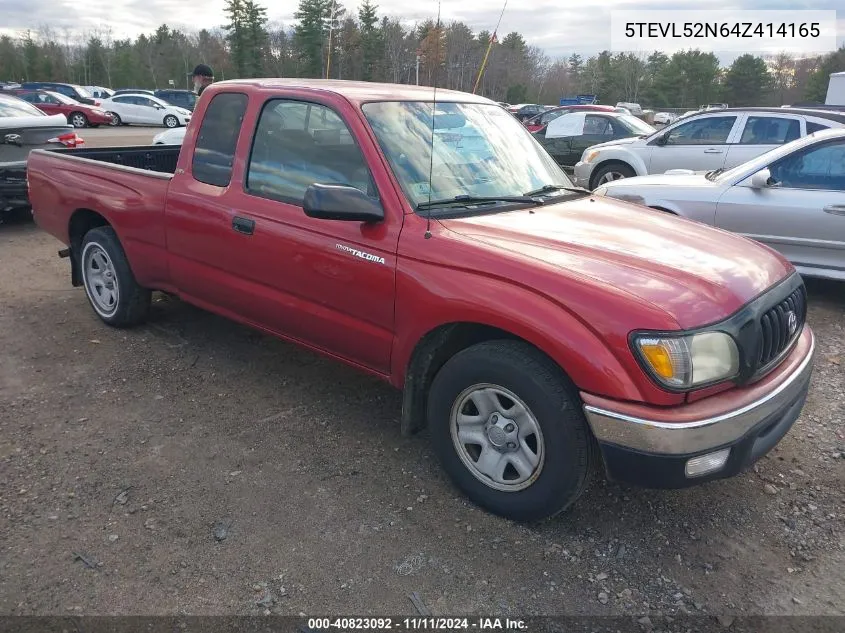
28,79,815,521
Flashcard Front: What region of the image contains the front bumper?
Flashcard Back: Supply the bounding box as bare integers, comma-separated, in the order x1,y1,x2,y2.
572,161,593,188
582,327,815,488
0,162,28,213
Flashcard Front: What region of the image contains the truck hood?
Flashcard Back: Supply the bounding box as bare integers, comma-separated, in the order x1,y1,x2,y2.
439,196,791,329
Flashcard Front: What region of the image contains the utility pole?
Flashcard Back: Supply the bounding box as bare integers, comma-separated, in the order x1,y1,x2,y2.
415,52,420,86
325,0,336,79
473,0,508,94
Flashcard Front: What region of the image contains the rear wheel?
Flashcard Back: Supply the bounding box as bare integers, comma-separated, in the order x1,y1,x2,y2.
427,340,594,522
591,162,636,189
69,112,89,128
163,115,179,128
80,226,151,327
107,113,121,127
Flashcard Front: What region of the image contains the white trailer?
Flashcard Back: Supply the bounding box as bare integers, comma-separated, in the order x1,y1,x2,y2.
826,71,845,106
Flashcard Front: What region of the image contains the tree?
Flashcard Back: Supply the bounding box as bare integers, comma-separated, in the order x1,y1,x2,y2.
770,52,795,106
722,54,771,106
358,0,381,81
805,47,845,102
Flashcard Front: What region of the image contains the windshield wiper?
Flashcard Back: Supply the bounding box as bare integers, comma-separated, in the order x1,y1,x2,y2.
705,168,726,181
416,194,543,211
523,184,591,197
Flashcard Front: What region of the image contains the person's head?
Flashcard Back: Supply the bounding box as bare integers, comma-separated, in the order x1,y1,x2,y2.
189,64,214,93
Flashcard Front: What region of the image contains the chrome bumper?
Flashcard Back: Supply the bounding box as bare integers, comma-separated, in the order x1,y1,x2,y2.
583,330,815,455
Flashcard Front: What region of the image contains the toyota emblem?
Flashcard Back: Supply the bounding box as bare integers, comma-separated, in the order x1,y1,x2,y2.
786,311,797,336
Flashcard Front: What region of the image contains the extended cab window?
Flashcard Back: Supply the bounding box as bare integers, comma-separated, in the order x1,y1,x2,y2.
739,116,800,145
664,116,737,145
806,121,830,134
245,99,375,204
191,92,248,187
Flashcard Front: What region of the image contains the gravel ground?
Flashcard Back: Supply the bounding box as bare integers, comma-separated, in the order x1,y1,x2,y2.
0,215,842,618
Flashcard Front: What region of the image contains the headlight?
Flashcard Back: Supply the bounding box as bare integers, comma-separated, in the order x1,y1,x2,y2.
593,185,608,196
633,331,739,390
584,150,600,163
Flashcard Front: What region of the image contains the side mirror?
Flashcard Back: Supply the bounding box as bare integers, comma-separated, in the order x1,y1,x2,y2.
654,131,670,146
303,183,384,223
749,168,772,189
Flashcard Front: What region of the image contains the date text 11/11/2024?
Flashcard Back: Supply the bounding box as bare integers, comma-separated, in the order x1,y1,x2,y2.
306,617,528,631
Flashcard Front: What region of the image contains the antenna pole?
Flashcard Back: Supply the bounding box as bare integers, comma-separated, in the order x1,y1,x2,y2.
472,0,507,95
424,1,441,240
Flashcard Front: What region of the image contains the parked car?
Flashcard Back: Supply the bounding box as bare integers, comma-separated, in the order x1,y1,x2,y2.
523,105,618,133
653,112,677,125
27,80,815,521
21,82,99,106
154,89,198,111
508,103,544,121
0,93,81,219
152,126,186,145
86,86,114,99
112,88,155,96
594,128,845,281
533,110,656,167
573,107,845,190
9,89,114,128
100,93,192,127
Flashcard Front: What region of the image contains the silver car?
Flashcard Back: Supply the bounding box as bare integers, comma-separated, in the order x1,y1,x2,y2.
573,107,845,190
593,128,845,281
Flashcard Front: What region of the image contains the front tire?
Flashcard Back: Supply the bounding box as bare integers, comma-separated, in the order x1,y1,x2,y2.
80,227,151,327
69,112,89,128
591,162,636,189
427,340,594,522
163,115,179,128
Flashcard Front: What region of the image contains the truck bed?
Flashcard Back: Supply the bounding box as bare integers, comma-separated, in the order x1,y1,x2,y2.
46,144,181,174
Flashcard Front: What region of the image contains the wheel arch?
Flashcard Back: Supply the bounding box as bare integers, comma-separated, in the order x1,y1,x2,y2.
68,208,112,286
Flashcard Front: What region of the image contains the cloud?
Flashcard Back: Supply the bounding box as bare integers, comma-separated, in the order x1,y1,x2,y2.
0,0,842,63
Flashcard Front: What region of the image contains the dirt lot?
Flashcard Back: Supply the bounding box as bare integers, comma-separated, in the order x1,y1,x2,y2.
0,136,843,617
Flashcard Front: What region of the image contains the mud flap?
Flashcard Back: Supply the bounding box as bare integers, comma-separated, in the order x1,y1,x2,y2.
59,247,82,287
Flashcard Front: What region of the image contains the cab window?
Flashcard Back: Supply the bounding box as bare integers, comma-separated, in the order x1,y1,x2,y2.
245,99,375,205
191,92,248,187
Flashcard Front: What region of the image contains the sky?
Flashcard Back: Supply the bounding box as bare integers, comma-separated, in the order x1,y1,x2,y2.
1,0,842,63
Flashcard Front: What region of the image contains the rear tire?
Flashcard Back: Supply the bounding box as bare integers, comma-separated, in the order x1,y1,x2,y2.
427,340,594,522
80,226,151,327
107,113,121,127
69,112,89,128
591,162,636,189
163,115,179,128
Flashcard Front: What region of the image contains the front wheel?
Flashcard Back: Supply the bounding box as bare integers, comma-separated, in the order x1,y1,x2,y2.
80,226,151,327
163,115,179,128
69,112,89,128
591,162,636,189
427,340,594,522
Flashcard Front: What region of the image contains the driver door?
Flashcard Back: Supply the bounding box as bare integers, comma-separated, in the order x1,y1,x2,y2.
136,97,161,125
648,114,740,175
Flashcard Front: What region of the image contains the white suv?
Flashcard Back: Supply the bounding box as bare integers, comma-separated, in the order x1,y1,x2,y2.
573,107,845,190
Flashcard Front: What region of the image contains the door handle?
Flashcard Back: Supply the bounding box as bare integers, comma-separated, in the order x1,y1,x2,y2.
703,148,723,154
823,205,845,216
232,216,255,235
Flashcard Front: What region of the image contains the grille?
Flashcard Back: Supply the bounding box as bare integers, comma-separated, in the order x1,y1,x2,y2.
758,285,806,368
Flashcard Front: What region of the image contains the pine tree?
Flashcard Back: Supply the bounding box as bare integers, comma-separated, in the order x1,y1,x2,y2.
224,0,249,77
294,0,330,77
358,0,381,81
244,0,269,77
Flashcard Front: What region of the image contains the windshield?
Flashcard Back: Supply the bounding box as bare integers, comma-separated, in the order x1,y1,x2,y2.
713,133,821,183
73,85,93,98
616,114,657,135
46,91,78,105
0,95,45,118
361,101,574,211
